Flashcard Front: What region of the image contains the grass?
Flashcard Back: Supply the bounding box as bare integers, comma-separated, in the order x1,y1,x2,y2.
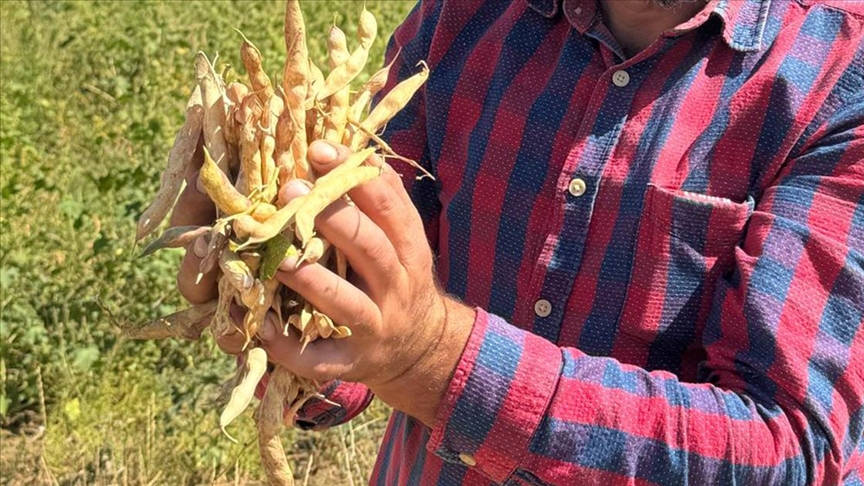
0,0,417,483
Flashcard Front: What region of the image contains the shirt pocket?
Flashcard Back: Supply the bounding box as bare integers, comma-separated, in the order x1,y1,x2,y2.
616,185,754,372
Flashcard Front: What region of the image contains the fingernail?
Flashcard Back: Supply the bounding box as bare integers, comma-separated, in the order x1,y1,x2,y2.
315,141,339,163
192,235,208,258
258,316,278,342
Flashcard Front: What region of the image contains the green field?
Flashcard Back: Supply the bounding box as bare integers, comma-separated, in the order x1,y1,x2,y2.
0,1,416,483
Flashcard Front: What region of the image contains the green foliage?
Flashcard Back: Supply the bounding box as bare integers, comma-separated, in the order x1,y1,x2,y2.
0,0,413,482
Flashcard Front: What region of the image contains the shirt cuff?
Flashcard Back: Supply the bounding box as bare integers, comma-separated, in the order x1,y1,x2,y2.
293,380,373,431
427,308,563,482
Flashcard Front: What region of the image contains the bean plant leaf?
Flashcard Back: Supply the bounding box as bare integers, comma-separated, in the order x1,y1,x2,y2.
259,234,297,281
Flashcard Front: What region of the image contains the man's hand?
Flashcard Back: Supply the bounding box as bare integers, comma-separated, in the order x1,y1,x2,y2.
259,140,475,427
175,139,475,427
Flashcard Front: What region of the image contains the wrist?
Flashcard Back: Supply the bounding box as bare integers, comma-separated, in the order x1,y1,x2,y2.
373,296,475,427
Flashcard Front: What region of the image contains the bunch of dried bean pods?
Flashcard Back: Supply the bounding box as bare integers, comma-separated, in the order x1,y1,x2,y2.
127,1,429,483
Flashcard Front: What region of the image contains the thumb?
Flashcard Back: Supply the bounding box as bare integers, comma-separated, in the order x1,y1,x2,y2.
307,140,380,177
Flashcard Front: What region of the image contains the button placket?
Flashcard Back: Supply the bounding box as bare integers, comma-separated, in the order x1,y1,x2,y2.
527,59,643,342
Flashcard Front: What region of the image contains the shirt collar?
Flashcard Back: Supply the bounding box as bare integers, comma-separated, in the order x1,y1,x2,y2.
524,0,771,52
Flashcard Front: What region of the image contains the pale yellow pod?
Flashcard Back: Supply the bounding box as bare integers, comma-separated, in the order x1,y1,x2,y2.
318,46,369,102
314,310,334,339
256,366,295,485
331,324,353,339
267,95,284,126
357,7,378,50
314,147,376,186
295,164,380,245
123,300,216,341
323,25,351,143
195,52,232,173
251,202,277,222
307,58,326,108
219,247,255,293
244,278,279,344
213,276,241,338
283,0,309,180
306,59,325,144
300,302,313,332
353,62,429,150
219,347,268,442
236,95,264,196
347,55,398,125
240,251,262,274
260,133,278,203
240,279,264,309
232,196,305,248
297,236,327,265
238,32,275,104
317,7,377,101
200,147,252,215
224,82,248,146
274,91,298,180
136,87,204,241
226,82,249,106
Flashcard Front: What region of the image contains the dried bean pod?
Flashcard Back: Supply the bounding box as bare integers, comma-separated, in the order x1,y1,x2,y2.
295,165,380,245
256,367,296,486
139,225,210,257
283,0,309,179
124,301,216,341
352,62,429,151
200,147,252,215
238,32,275,104
220,347,268,441
323,25,350,144
317,8,377,101
195,52,232,173
136,87,204,241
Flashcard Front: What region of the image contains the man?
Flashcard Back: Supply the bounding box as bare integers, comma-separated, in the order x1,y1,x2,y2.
175,0,864,483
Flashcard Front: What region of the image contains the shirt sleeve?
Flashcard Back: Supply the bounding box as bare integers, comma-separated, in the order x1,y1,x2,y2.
292,380,375,431
427,97,864,483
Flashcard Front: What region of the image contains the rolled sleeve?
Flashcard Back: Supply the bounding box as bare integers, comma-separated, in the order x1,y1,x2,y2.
296,380,373,431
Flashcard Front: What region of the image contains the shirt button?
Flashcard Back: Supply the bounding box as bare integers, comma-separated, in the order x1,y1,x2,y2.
568,178,586,197
534,299,552,318
574,6,583,14
458,453,477,467
612,70,630,87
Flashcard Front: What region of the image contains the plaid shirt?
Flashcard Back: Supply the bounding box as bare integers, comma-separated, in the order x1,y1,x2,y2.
295,0,864,484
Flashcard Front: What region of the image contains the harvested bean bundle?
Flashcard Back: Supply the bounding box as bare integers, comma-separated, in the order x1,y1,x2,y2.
127,1,430,484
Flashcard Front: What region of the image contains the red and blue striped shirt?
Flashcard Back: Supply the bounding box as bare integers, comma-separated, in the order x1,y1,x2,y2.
296,0,864,483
